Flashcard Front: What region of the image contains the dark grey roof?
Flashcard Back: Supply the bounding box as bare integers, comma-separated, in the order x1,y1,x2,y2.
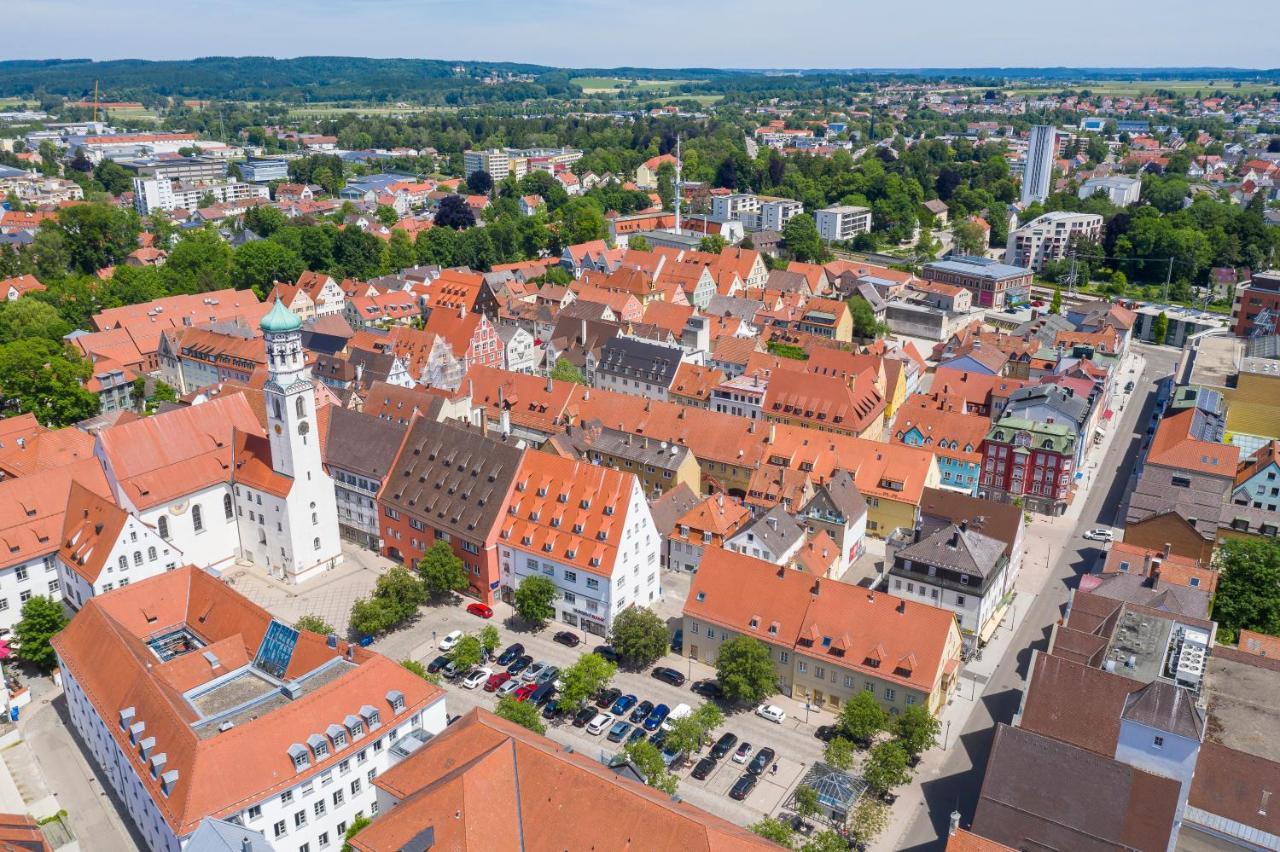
324,407,408,480
558,420,693,470
850,282,887,312
595,337,683,387
1005,383,1091,428
918,488,1022,556
896,523,1005,580
765,269,811,293
1121,680,1206,740
348,348,400,385
381,419,523,539
1090,572,1212,619
973,724,1180,852
185,817,272,852
648,483,701,538
803,470,867,524
731,505,804,555
705,295,765,322
560,299,615,323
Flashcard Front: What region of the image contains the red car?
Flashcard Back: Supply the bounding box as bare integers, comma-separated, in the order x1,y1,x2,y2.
466,602,494,619
484,671,511,693
514,683,538,702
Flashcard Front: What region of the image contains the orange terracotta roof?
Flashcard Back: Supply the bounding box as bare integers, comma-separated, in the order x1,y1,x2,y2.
641,299,694,334
1,274,45,297
51,566,445,838
763,368,885,435
891,396,991,464
793,530,840,575
97,394,263,510
0,813,51,851
231,429,292,497
759,424,936,505
668,362,724,403
1236,440,1279,487
0,458,110,571
1100,541,1216,595
0,425,95,478
357,708,775,852
1146,407,1238,477
671,494,752,540
58,480,131,583
947,828,1016,851
1238,629,1280,659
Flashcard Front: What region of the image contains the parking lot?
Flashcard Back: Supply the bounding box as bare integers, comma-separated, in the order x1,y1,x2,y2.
371,593,833,827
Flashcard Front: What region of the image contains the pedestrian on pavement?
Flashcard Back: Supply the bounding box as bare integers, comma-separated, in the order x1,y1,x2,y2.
432,630,437,641
771,763,778,776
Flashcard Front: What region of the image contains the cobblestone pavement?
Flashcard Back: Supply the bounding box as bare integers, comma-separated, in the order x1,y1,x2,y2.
224,543,389,630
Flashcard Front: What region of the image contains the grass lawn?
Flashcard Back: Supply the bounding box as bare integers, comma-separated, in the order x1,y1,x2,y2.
1007,79,1279,98
286,103,443,119
570,76,702,94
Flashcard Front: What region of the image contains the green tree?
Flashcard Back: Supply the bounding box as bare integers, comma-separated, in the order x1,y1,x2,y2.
495,695,546,734
385,229,417,272
374,205,400,227
623,740,678,794
400,659,427,678
0,298,70,345
1049,284,1063,315
151,380,178,406
895,705,941,758
664,702,724,755
847,797,891,846
165,228,233,293
655,161,676,211
951,219,987,256
14,595,67,670
848,297,884,340
782,213,826,263
513,575,557,627
295,615,334,635
479,624,501,658
749,816,795,847
549,358,587,384
628,235,652,251
333,228,383,279
839,690,888,744
715,636,777,704
231,240,304,294
373,566,427,623
349,597,395,636
863,740,912,796
1211,538,1280,643
341,815,371,852
44,202,140,274
795,785,821,823
93,160,134,196
0,339,98,426
448,634,484,671
417,540,469,600
557,197,607,245
608,606,669,666
698,234,728,254
1152,311,1169,345
824,736,856,770
243,205,287,238
557,652,617,709
802,831,850,852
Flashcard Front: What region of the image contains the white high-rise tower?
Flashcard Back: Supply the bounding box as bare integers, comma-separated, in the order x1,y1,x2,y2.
233,298,343,582
1021,125,1057,205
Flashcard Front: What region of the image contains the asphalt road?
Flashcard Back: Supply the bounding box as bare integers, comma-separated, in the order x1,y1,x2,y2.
897,343,1181,849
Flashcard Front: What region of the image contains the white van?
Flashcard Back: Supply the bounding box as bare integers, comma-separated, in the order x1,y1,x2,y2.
661,703,691,732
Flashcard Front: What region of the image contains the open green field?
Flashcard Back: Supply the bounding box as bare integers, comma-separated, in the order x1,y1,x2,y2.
286,102,446,119
570,76,703,94
1008,78,1279,98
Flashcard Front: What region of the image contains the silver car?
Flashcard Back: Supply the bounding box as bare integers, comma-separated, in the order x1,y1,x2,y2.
521,661,548,683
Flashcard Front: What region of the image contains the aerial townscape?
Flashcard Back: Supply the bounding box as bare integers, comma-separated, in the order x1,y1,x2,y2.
0,17,1279,852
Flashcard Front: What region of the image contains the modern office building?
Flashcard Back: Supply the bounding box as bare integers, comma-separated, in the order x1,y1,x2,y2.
815,205,873,242
132,177,269,215
240,159,290,183
1078,175,1142,207
1020,125,1057,205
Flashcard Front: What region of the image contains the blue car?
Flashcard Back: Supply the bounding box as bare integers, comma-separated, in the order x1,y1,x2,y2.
607,720,633,743
644,703,670,731
627,725,648,745
611,694,638,715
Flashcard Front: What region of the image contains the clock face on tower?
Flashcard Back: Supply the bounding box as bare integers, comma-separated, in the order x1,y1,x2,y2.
274,424,282,435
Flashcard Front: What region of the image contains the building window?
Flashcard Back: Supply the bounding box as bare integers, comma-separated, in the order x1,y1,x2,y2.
314,800,326,818
1154,736,1164,749
333,789,344,807
192,505,204,533
47,580,59,594
314,537,321,551
273,821,287,839
133,551,143,566
117,556,127,572
157,516,169,539
248,805,262,821
281,790,294,805
148,546,157,561
798,661,808,674
564,570,576,583
224,494,233,520
884,687,896,701
294,810,307,828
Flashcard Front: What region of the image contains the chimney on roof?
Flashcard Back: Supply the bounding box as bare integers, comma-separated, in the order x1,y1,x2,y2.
959,520,968,534
1163,542,1172,559
948,529,960,549
811,578,820,596
896,598,906,614
949,809,962,837
1149,564,1161,590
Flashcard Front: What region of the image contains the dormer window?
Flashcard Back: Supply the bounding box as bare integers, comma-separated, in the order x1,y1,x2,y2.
308,733,329,759
387,690,405,713
345,714,365,740
288,744,309,771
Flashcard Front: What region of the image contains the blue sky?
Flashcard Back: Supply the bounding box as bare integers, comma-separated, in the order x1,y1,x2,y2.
7,0,1279,69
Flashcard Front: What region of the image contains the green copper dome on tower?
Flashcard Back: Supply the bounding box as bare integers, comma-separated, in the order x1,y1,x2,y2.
260,297,302,333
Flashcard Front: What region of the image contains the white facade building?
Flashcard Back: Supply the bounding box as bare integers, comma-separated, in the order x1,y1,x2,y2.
1021,125,1057,205
1005,211,1104,272
1079,176,1143,207
815,205,873,242
132,177,269,215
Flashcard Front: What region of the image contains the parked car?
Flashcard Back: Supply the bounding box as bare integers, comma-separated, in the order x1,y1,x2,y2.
661,703,691,732
1083,528,1115,542
593,644,620,664
507,654,533,675
627,725,648,745
643,703,671,731
438,630,463,651
541,700,563,720
442,660,463,679
586,713,613,735
747,747,776,776
466,602,494,619
573,706,597,727
814,725,837,742
652,666,686,687
595,687,622,709
535,665,560,685
531,681,557,706
729,773,758,800
553,631,581,647
521,661,548,683
426,654,451,674
629,700,655,724
691,756,717,780
691,679,723,700
497,643,524,666
462,668,491,690
485,671,512,692
755,704,786,724
514,683,538,702
732,742,754,763
1125,380,1135,393
496,678,523,697
611,694,638,715
671,629,683,653
648,729,667,750
711,733,739,760
607,720,633,742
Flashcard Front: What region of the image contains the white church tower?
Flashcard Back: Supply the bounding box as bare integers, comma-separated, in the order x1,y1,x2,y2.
233,299,343,583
